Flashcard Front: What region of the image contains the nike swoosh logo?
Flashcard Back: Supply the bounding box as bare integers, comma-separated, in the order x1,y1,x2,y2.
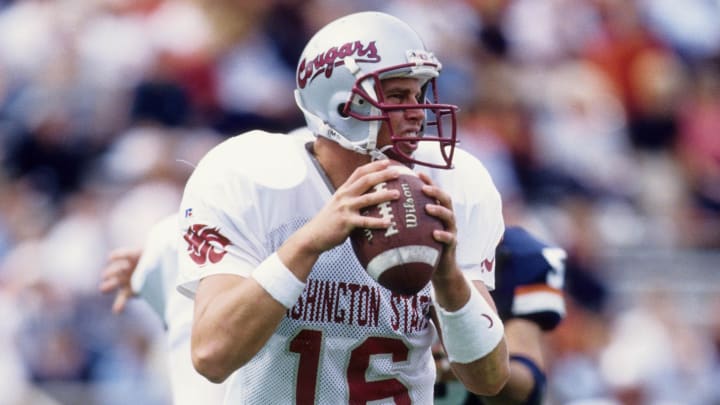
481,313,494,328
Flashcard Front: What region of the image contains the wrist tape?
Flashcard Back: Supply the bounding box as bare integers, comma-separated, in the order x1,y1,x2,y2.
251,253,306,308
435,277,504,364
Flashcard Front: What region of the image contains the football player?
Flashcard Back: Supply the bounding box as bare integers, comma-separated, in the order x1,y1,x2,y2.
178,11,509,403
434,225,567,405
99,215,227,405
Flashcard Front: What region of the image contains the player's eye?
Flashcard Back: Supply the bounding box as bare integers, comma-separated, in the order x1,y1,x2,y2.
386,93,403,103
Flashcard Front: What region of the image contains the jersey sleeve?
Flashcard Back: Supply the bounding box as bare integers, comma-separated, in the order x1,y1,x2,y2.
175,136,269,299
450,149,505,290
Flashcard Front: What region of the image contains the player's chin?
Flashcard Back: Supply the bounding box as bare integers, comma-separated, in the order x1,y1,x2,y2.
396,139,418,155
385,148,415,167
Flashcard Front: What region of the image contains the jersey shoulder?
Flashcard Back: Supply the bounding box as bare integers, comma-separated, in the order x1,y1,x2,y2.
189,130,312,191
450,146,497,190
415,145,498,199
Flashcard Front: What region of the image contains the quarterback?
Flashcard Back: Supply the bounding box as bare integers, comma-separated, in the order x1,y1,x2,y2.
177,12,509,404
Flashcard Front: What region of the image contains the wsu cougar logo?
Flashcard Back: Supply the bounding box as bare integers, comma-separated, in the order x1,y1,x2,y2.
297,40,381,88
184,224,231,266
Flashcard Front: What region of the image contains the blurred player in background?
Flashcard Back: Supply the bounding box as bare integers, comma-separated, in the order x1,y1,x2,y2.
177,11,509,404
99,215,226,405
435,225,567,405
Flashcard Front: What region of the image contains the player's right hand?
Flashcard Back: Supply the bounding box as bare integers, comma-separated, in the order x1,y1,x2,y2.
299,159,401,254
99,247,142,314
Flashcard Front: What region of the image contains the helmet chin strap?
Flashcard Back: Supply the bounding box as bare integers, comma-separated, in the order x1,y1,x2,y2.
371,145,393,161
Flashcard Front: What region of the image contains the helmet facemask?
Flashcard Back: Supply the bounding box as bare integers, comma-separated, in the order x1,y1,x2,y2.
342,61,458,169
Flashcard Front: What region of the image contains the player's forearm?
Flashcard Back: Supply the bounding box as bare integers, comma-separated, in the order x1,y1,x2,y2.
433,277,510,395
192,275,289,382
451,339,509,395
479,319,546,405
192,239,321,383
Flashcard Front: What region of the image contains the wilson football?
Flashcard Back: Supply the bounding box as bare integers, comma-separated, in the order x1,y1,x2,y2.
350,163,445,295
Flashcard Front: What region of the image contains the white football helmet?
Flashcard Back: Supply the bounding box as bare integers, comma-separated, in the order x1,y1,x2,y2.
294,11,458,169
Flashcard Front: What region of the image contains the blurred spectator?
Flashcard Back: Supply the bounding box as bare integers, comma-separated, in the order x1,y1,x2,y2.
625,47,685,152
599,289,720,404
527,60,635,202
130,72,192,128
580,0,666,117
456,98,525,208
675,61,720,247
637,0,720,62
2,88,101,204
383,0,482,108
545,261,613,404
198,0,306,135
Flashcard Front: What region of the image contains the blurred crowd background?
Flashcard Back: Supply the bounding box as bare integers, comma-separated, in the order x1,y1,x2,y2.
1,0,719,404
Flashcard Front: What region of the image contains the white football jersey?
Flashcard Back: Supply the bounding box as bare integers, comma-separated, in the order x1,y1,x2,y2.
176,130,503,404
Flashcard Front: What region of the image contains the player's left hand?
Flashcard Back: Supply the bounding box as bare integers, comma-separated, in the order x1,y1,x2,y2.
416,172,457,280
99,247,142,314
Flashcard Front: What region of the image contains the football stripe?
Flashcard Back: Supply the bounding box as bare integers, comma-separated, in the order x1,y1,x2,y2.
365,245,440,281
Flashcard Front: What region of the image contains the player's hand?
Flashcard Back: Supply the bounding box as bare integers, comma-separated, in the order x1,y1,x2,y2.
99,247,142,314
301,159,401,254
491,227,566,331
416,172,458,280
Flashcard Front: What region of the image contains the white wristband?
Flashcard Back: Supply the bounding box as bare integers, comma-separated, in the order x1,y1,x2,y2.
434,277,504,364
251,253,306,308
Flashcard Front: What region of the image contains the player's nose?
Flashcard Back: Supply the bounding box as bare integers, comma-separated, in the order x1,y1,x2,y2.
403,105,425,123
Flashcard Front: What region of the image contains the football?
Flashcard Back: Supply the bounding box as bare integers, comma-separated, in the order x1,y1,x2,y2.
350,162,445,295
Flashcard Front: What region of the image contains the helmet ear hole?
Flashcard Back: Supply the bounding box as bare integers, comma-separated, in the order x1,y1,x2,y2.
337,103,349,118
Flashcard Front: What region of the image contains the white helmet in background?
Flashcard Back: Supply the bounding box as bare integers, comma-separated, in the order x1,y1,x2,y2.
294,11,458,169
